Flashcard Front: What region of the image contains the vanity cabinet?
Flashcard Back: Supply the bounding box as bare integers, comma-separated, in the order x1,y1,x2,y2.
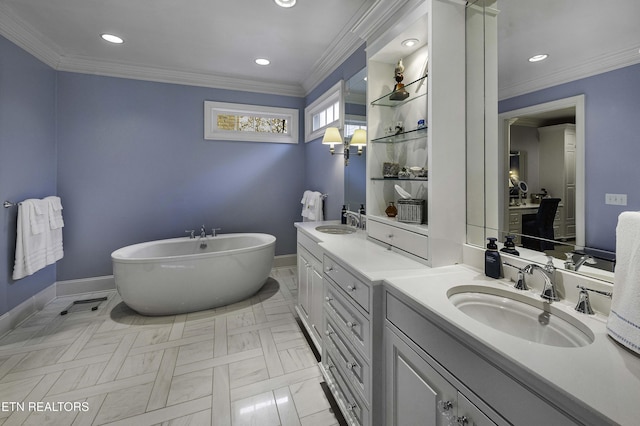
321,253,382,426
384,288,581,426
296,231,324,353
385,326,497,426
538,124,576,240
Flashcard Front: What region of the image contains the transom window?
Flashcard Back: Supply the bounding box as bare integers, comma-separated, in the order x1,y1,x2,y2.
204,101,298,144
305,81,344,142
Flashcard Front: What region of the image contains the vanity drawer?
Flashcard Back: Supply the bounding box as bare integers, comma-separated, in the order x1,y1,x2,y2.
324,313,369,400
324,255,370,312
323,348,369,426
368,220,429,260
297,230,323,261
324,283,370,360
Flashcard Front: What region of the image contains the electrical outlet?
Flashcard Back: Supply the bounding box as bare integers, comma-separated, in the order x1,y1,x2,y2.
605,193,628,206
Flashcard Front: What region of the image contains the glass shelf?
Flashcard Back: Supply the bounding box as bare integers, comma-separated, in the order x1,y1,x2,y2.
370,75,428,107
371,177,428,181
371,126,427,144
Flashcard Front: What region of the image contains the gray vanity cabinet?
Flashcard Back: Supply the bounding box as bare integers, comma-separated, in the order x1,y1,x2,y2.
385,325,497,426
296,231,324,353
384,288,582,426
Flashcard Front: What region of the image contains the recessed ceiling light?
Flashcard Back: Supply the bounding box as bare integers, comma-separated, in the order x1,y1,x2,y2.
101,33,124,44
401,38,419,48
255,58,270,66
274,0,296,7
528,54,548,62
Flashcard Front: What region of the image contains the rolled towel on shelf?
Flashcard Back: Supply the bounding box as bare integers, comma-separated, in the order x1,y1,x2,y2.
607,211,640,355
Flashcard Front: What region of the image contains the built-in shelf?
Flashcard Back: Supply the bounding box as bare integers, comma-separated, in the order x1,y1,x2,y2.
371,127,427,144
370,75,428,107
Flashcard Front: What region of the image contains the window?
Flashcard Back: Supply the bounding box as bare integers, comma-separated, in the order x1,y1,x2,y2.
204,101,298,144
305,81,344,142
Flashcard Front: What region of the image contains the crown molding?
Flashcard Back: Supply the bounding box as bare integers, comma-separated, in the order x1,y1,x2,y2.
499,46,640,101
350,0,416,42
0,3,62,68
57,56,306,97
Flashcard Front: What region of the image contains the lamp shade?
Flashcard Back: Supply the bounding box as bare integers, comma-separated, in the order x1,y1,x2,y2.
350,129,367,146
322,127,343,145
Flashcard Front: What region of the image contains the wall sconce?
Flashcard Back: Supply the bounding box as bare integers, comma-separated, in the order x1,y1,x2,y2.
322,127,367,166
350,129,367,155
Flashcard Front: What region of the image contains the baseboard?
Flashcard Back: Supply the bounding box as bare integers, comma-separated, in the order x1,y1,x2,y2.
0,283,56,337
274,254,297,268
55,275,115,297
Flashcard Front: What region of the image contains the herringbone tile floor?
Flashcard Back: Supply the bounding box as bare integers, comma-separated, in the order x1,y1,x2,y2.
0,267,338,426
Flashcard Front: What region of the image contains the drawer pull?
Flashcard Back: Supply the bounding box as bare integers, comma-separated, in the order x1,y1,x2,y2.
346,361,358,370
325,296,333,302
456,416,469,426
347,401,358,411
347,284,356,292
346,321,357,328
325,329,334,336
325,266,334,273
387,234,394,238
438,400,453,412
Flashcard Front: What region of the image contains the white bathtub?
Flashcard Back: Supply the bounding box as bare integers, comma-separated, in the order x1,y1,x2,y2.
111,233,276,315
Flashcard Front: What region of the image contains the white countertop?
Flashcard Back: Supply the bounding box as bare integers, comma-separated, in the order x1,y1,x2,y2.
295,221,640,425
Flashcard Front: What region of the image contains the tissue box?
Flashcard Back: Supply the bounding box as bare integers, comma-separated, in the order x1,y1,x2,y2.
397,199,425,224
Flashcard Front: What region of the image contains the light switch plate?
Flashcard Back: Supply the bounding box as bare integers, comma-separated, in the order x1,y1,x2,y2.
605,193,627,206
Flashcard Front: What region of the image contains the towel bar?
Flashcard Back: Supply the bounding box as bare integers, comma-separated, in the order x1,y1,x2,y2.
3,201,18,208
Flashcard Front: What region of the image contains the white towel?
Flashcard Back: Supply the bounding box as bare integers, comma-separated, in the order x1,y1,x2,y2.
13,197,64,280
607,211,640,355
45,196,65,229
301,190,311,218
305,191,324,221
13,200,49,280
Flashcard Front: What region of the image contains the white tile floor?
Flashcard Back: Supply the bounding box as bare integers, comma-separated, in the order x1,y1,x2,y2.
0,267,340,426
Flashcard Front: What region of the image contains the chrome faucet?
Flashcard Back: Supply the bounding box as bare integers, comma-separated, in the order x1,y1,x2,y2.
523,256,559,302
565,252,597,271
185,229,196,239
211,227,222,237
502,262,528,290
199,225,208,249
575,285,612,314
344,210,363,229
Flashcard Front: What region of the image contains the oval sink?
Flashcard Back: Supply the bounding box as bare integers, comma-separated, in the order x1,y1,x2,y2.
448,286,594,348
315,225,356,235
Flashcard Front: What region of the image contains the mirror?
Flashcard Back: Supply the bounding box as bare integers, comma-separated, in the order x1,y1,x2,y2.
472,0,640,283
344,67,367,210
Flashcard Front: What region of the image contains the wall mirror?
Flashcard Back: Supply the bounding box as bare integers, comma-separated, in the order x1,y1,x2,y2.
469,0,640,283
344,67,367,210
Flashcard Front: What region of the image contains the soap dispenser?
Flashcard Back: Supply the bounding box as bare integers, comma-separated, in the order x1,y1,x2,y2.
500,235,520,256
485,237,502,279
341,205,347,224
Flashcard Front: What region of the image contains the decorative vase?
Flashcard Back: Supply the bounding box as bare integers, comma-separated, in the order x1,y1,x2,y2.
385,202,398,217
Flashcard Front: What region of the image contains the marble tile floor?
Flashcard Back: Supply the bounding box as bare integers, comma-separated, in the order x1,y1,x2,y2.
0,267,341,426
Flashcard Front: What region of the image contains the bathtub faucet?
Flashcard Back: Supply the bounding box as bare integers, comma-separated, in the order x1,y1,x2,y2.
199,225,208,249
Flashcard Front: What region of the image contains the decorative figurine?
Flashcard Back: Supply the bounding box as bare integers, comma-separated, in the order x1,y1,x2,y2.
389,59,410,101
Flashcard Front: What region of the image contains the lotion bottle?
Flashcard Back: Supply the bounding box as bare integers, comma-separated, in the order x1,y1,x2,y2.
485,237,502,278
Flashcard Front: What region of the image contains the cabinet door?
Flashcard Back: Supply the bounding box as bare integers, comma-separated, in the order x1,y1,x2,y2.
385,326,457,426
309,264,324,344
297,249,310,319
458,393,497,426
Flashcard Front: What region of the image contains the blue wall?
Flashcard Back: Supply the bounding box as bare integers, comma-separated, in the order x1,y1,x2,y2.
0,37,57,313
499,63,640,252
56,73,306,280
304,44,366,220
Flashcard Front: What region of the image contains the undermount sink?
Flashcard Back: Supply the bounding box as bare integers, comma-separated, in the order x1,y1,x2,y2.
315,225,356,235
448,285,594,348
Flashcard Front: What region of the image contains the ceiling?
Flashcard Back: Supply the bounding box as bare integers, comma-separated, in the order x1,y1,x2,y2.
1,0,639,99
497,0,640,100
0,0,376,96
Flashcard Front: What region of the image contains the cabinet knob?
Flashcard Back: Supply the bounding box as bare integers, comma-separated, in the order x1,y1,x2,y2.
346,361,358,370
347,401,358,411
346,321,357,328
325,296,333,302
325,329,333,336
438,400,453,412
387,234,394,239
347,284,356,292
325,266,334,273
456,416,469,426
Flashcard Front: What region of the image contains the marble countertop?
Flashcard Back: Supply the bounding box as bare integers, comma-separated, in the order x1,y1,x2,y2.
295,220,640,425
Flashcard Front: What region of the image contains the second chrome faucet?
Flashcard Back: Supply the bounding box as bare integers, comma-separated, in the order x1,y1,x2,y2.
504,256,559,302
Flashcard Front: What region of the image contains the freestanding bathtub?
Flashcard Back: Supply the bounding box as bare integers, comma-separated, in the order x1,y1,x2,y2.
111,233,275,315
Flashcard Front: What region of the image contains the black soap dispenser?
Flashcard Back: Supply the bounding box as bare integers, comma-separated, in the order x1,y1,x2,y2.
341,205,347,224
485,237,502,279
500,235,520,256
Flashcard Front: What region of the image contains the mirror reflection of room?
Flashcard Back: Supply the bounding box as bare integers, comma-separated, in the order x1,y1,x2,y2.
506,113,576,259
